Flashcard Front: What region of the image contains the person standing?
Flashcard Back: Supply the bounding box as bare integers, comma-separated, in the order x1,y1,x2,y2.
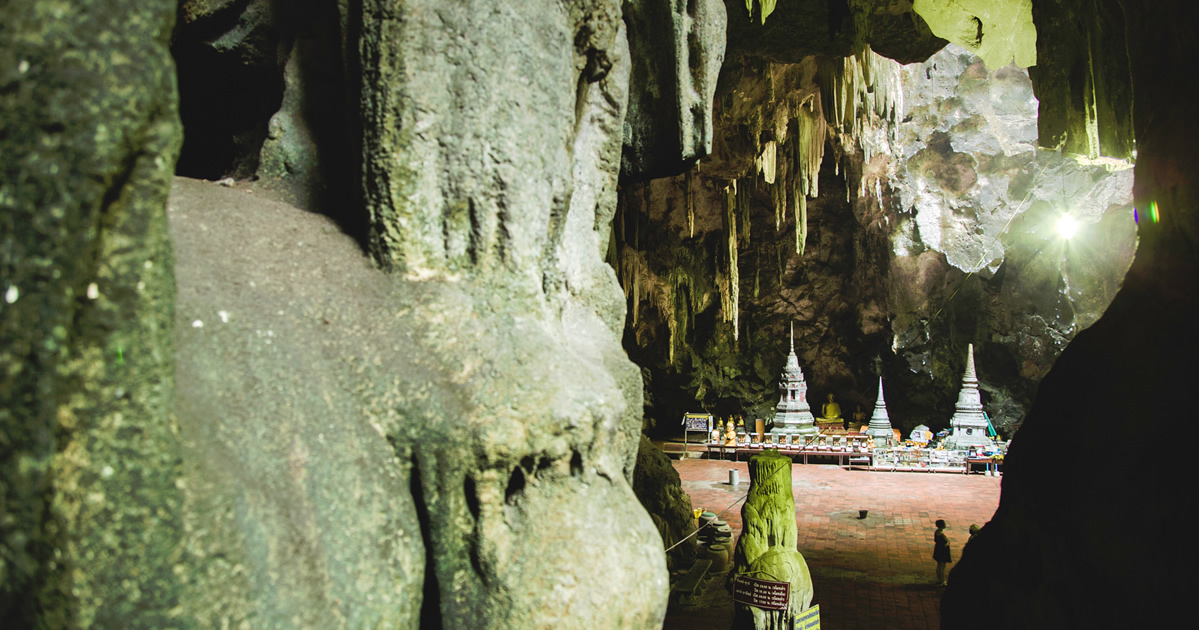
933,519,952,586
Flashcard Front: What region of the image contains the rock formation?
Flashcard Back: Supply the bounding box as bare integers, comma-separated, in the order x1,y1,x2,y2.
729,450,813,629
0,2,185,625
631,435,698,570
2,0,1193,627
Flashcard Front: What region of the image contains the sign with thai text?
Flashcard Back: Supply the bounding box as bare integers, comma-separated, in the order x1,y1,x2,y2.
683,413,711,431
795,604,820,629
731,575,790,611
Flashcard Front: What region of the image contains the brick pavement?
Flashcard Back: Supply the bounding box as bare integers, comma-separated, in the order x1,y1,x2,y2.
665,458,1001,630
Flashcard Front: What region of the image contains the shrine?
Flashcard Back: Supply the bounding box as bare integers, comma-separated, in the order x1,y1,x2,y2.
865,377,894,447
770,324,817,440
943,344,993,449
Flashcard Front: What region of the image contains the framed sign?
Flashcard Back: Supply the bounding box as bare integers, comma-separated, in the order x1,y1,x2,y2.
731,575,790,611
682,413,711,431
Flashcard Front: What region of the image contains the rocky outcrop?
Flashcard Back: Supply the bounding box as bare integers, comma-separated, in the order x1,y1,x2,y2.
350,3,669,624
631,435,697,570
171,174,666,628
0,1,185,626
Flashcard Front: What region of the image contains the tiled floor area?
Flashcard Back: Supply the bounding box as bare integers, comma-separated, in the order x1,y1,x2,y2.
665,458,1002,630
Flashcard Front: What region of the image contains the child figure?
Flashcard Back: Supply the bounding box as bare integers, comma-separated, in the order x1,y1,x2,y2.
933,519,952,586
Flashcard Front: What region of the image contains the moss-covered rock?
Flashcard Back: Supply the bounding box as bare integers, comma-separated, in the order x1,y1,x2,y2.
0,1,185,626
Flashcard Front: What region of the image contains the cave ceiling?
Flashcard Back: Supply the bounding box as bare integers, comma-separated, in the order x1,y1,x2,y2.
615,4,1136,436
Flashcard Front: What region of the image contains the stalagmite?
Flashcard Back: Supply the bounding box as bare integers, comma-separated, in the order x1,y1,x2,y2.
729,450,813,629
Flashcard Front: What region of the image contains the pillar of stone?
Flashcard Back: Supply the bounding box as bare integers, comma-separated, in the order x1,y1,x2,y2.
771,324,817,439
865,377,894,447
945,344,992,449
729,450,814,629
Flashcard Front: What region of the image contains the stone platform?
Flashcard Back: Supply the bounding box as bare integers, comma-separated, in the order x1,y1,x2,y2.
664,458,1001,630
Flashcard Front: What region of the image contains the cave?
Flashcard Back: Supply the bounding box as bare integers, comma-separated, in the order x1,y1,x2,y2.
0,1,1193,629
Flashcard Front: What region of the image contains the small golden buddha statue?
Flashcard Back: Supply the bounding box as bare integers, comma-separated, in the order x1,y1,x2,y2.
820,393,843,423
725,419,737,446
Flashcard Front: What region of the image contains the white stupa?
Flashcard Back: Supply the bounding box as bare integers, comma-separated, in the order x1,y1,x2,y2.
771,323,817,438
944,344,992,449
865,377,894,447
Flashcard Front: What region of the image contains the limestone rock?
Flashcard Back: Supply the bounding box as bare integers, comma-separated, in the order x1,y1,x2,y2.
0,1,185,625
170,174,670,628
729,451,813,629
724,0,947,65
632,435,697,569
940,0,1195,626
622,0,728,179
255,1,354,219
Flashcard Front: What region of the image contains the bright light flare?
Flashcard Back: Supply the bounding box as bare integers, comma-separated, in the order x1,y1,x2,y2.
1056,214,1079,239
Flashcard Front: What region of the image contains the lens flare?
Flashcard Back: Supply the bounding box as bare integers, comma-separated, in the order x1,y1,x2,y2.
1057,214,1079,239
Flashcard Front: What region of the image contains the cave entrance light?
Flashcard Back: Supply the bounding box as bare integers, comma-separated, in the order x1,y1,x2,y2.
1056,214,1079,239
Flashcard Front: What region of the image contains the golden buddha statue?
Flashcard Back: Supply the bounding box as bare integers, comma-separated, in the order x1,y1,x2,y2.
820,391,840,420
725,419,737,446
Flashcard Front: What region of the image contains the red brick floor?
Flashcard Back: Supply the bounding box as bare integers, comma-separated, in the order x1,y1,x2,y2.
665,458,1001,630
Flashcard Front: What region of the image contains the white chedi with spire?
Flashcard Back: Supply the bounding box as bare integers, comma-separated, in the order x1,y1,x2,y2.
772,323,817,438
865,376,894,447
945,344,992,449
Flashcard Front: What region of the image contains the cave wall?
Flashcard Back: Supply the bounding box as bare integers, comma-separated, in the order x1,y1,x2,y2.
1,1,185,625
940,0,1196,627
622,42,1135,437
6,0,696,626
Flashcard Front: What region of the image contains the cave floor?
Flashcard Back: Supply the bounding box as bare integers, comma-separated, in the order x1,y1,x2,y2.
665,458,1002,630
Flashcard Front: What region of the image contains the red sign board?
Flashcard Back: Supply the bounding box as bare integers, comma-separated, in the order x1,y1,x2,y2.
731,575,790,611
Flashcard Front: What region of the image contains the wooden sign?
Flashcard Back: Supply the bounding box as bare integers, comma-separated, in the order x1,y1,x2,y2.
731,575,790,611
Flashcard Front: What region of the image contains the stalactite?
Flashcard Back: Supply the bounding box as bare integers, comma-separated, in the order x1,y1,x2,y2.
738,177,752,249
722,181,740,340
685,171,695,238
794,191,807,256
776,242,784,289
753,248,761,299
631,222,639,326
758,140,777,184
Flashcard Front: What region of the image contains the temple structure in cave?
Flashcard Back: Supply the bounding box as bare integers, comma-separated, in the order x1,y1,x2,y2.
771,324,817,439
945,344,992,449
865,377,894,447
